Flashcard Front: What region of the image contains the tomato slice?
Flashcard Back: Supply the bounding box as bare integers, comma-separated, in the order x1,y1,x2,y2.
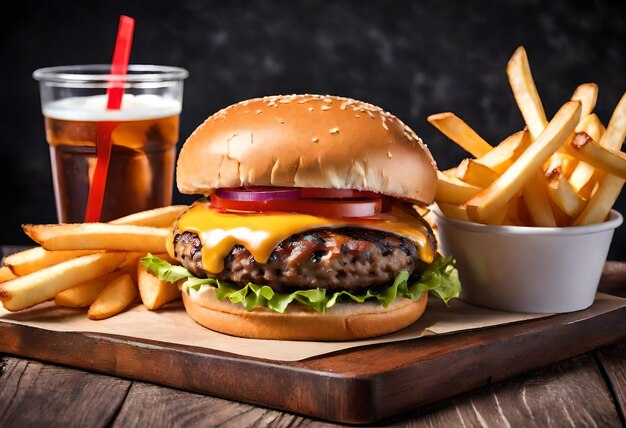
210,194,384,217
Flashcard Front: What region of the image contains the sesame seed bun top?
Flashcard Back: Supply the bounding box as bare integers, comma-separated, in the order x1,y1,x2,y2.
176,94,437,204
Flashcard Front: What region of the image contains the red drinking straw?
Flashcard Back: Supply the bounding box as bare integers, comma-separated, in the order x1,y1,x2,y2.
84,15,135,222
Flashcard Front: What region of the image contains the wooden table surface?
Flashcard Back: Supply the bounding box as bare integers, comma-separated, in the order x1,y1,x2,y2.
1,246,626,427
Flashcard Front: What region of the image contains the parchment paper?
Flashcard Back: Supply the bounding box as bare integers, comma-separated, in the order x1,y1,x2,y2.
1,293,624,361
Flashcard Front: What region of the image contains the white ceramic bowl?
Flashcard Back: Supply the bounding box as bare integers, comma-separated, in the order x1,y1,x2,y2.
433,209,623,313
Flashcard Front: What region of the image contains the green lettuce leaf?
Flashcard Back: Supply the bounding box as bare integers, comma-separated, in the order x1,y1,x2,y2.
140,253,460,314
140,254,194,283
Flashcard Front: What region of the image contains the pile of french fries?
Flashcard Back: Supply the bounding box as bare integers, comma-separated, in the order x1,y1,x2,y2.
0,205,187,319
430,46,626,227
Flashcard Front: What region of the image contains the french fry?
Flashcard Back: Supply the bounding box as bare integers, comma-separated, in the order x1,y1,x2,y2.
571,83,598,118
443,167,457,177
561,155,579,178
466,101,581,222
88,274,137,320
505,196,530,226
544,154,577,178
455,159,500,188
543,83,598,178
483,202,509,226
435,202,469,221
539,83,596,175
109,205,187,227
435,171,483,205
137,264,181,310
0,267,17,283
599,91,626,151
506,46,548,140
573,175,624,226
577,176,599,201
505,48,566,225
427,112,493,157
118,252,146,281
0,253,125,311
575,113,606,142
570,114,607,193
3,247,96,277
546,170,586,218
433,46,623,228
475,129,531,174
22,223,169,253
54,271,123,308
6,206,183,276
551,201,573,227
574,91,626,225
570,132,626,180
438,201,506,226
522,173,557,227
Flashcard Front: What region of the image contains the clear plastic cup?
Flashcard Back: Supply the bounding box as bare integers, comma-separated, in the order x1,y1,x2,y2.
33,64,188,223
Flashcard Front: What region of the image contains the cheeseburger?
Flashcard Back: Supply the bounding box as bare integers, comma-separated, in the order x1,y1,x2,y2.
143,94,459,341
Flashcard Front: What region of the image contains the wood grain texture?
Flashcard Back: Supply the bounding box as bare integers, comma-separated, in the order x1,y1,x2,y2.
388,354,620,427
2,349,623,428
112,381,340,428
0,356,131,428
1,304,624,424
596,342,626,425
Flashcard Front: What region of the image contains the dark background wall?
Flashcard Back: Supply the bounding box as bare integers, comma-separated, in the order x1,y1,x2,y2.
1,0,625,259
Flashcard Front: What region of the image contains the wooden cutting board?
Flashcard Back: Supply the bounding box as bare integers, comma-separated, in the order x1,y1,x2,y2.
0,261,625,424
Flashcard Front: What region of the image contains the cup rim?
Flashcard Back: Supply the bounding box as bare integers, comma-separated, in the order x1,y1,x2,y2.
33,64,189,83
432,207,623,236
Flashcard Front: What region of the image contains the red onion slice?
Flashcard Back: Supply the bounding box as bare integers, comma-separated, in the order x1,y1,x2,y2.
215,187,301,201
217,187,384,202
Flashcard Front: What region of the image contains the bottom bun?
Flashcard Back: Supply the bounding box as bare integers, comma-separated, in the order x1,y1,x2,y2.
182,286,428,341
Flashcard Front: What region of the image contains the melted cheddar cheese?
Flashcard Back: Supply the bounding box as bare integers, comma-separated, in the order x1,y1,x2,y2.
168,203,435,274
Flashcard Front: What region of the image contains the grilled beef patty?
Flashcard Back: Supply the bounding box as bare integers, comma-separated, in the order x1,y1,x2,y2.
172,228,422,292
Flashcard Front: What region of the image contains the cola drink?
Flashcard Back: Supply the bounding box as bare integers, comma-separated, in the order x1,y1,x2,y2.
43,94,181,222
34,64,188,223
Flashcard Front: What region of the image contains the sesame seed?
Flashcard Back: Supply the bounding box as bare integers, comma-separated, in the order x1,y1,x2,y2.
255,109,262,114
279,99,291,104
382,122,389,131
367,111,375,119
277,118,285,124
340,103,347,110
323,98,332,103
355,114,361,118
321,105,331,111
308,107,314,112
387,151,392,158
330,127,339,134
297,99,308,104
312,137,319,143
